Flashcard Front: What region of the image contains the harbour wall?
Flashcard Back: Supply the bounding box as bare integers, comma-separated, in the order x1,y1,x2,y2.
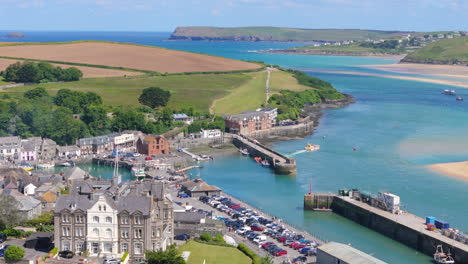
331,196,468,263
248,118,314,140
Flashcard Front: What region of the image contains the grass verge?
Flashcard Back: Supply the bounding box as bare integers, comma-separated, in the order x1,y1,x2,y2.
178,240,251,264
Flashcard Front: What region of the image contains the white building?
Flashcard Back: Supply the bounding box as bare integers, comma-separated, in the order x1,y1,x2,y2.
108,133,135,152
23,183,37,196
86,195,119,257
201,129,222,139
0,136,21,161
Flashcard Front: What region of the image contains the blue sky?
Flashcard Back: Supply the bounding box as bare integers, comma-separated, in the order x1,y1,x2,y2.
0,0,467,32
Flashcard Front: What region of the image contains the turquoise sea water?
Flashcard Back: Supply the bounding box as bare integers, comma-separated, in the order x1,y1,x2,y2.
12,32,468,263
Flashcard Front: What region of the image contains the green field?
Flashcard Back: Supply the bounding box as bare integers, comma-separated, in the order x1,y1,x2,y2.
178,241,251,264
0,76,11,85
269,70,311,93
402,36,468,64
1,74,250,113
171,27,412,42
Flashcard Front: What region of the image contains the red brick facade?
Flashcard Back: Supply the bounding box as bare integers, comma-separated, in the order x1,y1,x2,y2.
136,135,170,156
224,113,273,135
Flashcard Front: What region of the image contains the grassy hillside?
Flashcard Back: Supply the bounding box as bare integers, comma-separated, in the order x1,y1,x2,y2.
170,27,411,42
402,37,468,64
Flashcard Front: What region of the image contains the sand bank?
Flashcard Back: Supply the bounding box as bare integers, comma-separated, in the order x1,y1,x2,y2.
365,63,468,81
317,70,468,88
427,161,468,181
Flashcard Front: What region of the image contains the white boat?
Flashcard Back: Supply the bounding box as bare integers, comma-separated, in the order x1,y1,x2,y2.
37,162,55,169
261,160,270,167
456,96,463,101
57,162,72,167
131,167,146,178
434,245,455,264
240,149,249,156
305,144,320,152
442,89,456,95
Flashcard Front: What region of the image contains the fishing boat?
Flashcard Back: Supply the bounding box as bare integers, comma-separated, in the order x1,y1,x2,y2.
37,162,55,169
254,157,262,163
456,96,463,101
239,149,250,156
442,89,456,95
131,167,146,178
434,245,455,264
18,162,34,171
305,144,320,152
261,160,270,167
57,161,72,167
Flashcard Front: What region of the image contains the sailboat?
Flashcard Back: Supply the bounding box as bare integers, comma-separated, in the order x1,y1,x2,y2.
434,245,455,264
113,148,122,185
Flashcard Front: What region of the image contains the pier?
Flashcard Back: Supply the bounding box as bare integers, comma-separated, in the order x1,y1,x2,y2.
305,192,468,263
231,134,296,175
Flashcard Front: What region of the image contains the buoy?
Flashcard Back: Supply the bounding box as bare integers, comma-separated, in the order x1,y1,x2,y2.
353,148,357,151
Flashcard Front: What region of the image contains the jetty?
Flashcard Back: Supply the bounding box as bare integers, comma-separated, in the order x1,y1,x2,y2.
231,134,296,175
304,191,468,263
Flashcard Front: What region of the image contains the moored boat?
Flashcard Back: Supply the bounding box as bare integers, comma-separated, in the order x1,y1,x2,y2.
434,245,455,264
131,167,146,178
261,160,270,167
456,96,463,101
57,162,72,167
254,157,262,163
305,144,320,152
37,162,55,169
442,89,456,95
18,162,34,171
239,148,249,156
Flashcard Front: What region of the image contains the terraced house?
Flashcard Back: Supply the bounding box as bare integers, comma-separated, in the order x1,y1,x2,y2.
54,180,173,262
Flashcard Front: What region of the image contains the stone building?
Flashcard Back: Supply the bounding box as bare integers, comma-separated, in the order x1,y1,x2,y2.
54,180,173,262
180,178,222,198
223,111,274,135
0,136,21,161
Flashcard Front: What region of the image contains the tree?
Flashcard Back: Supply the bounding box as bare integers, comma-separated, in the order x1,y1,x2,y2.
4,245,25,262
138,87,171,108
17,61,42,83
145,244,185,264
0,194,22,230
2,62,21,82
160,107,173,127
199,233,212,242
82,105,110,135
62,67,83,81
111,110,146,132
24,87,48,100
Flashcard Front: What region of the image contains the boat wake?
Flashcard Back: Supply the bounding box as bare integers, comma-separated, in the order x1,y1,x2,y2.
288,150,307,157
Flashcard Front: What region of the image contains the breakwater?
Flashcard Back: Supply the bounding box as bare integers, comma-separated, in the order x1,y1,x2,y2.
231,134,296,175
307,194,468,263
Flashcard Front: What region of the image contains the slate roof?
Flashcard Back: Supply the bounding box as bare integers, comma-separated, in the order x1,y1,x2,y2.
318,242,388,264
57,145,80,152
14,196,41,211
64,167,87,181
0,136,21,147
174,212,205,223
181,178,221,193
117,196,151,215
55,194,94,212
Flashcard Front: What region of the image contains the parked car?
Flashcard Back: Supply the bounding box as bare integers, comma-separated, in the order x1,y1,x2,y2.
292,256,307,263
174,234,190,240
0,245,9,257
145,157,153,160
58,250,74,259
103,258,120,264
0,234,6,243
272,248,288,256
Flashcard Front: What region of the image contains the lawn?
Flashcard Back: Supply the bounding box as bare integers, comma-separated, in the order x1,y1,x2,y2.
1,74,251,113
211,71,267,114
178,241,251,264
0,76,11,85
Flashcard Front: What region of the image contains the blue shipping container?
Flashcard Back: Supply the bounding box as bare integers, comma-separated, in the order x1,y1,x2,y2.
435,220,450,229
426,216,436,224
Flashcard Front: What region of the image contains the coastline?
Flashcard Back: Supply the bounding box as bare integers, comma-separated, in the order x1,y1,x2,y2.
427,161,468,181
315,70,468,88
258,49,406,59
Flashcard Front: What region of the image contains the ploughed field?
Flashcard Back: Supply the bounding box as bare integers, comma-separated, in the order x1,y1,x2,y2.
0,58,141,78
0,41,261,73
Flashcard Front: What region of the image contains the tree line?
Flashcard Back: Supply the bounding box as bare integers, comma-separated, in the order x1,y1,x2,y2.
1,61,83,83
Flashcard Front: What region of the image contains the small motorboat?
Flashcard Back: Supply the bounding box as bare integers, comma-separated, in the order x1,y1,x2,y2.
37,162,55,169
18,162,34,171
261,160,270,167
239,149,249,156
433,245,455,264
57,161,72,167
305,144,320,152
254,157,262,163
456,96,463,101
442,89,456,95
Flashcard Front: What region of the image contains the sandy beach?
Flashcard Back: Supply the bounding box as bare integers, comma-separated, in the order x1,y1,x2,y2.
427,161,468,181
317,70,468,88
365,63,468,81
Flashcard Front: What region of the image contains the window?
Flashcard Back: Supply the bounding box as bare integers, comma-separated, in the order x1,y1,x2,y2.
103,205,107,211
106,216,112,223
134,243,142,255
93,228,99,237
121,243,128,253
121,229,129,238
134,215,141,224
121,216,129,224
157,229,161,237
104,243,112,253
75,227,84,237
93,216,100,223
106,228,112,238
62,241,70,251
134,228,143,238
62,227,70,236
98,205,102,211
152,228,156,238
76,242,84,252
62,215,69,223
76,215,83,223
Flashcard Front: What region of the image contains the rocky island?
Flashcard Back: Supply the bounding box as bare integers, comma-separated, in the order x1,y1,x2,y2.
4,32,25,39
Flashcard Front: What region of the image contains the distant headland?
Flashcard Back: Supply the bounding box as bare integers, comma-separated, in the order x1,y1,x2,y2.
4,32,25,39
